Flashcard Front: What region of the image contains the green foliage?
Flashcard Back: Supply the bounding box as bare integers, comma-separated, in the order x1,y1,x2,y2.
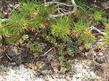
103,20,109,46
79,28,96,48
20,1,48,27
8,11,28,31
0,11,3,18
28,41,44,54
74,20,96,48
0,1,48,44
90,9,105,22
74,19,87,32
1,11,28,44
0,0,108,70
51,17,70,38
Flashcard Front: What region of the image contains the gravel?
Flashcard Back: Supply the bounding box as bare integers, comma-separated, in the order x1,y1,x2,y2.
0,59,100,81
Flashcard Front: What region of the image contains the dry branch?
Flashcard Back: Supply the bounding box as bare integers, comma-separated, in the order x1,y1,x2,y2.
90,26,106,35
46,0,78,18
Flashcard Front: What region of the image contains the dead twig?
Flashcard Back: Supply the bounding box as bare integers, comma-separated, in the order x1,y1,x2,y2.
47,0,78,18
5,53,13,61
90,26,106,35
45,1,73,7
42,47,54,57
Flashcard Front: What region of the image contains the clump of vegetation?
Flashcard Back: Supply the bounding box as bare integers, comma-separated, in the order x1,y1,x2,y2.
102,20,109,46
0,1,48,44
0,0,108,71
74,19,96,48
51,17,70,38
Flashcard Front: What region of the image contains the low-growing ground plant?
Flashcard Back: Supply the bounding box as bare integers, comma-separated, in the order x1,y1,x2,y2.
51,17,70,38
102,19,109,46
74,19,96,48
0,0,108,71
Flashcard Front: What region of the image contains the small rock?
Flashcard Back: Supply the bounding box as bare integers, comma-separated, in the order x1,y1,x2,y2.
98,52,103,56
95,57,105,64
90,71,96,80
